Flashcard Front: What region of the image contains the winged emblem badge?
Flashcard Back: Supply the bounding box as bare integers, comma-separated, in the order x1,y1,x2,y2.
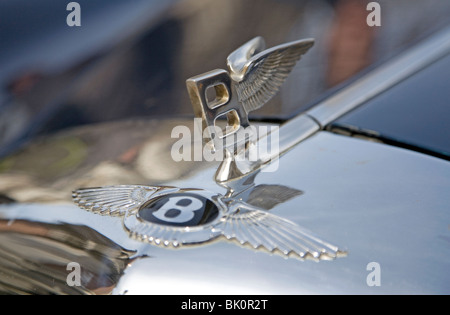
72,37,347,261
73,183,346,261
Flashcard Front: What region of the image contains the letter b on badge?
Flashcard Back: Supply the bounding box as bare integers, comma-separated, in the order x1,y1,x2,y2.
152,196,204,224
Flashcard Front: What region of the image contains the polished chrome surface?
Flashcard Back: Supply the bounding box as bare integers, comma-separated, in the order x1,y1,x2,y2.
306,25,450,127
226,36,266,82
186,37,314,152
1,130,449,294
107,131,450,294
113,132,450,294
0,217,135,294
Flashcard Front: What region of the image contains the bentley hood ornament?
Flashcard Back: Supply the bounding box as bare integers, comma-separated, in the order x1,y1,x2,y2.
72,37,347,261
187,36,314,152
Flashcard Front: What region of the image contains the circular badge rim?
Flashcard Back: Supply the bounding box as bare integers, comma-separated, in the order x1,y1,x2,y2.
122,188,227,247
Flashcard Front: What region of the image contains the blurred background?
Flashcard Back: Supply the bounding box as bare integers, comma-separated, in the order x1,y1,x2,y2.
1,0,449,157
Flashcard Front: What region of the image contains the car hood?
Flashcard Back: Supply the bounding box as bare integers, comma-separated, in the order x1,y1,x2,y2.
0,117,449,294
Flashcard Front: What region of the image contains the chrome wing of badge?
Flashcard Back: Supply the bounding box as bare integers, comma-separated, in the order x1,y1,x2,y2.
187,37,314,152
73,185,346,261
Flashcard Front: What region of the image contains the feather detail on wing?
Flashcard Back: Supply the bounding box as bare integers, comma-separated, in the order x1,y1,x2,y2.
229,38,314,113
217,207,346,261
72,185,163,217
